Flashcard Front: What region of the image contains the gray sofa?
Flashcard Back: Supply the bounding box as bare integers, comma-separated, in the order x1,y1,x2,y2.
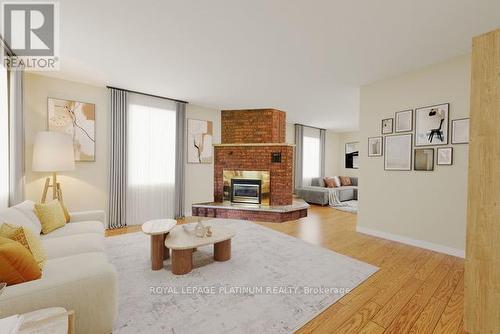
297,177,358,206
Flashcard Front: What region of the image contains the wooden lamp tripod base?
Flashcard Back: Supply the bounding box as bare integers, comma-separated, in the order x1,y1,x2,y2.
41,172,64,203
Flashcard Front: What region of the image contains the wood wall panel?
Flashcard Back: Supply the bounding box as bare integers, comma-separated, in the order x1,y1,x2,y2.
465,28,500,334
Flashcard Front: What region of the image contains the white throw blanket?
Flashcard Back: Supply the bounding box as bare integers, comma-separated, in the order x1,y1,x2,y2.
327,188,342,206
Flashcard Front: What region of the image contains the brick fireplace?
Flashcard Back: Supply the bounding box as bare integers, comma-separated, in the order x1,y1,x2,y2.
192,108,308,222
214,145,293,206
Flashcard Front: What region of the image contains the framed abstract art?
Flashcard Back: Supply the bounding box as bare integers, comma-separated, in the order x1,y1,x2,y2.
187,119,213,164
48,97,96,162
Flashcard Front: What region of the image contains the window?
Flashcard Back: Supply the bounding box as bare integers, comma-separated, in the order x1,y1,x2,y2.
0,64,8,208
302,135,320,185
126,93,177,225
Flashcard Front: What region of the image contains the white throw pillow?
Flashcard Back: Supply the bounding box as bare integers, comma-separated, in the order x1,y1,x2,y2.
0,201,42,235
332,176,341,188
14,200,41,225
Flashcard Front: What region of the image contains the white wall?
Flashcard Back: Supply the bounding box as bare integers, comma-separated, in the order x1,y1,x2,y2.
24,73,109,213
339,132,360,177
285,122,295,144
324,131,341,177
184,104,221,215
358,55,470,256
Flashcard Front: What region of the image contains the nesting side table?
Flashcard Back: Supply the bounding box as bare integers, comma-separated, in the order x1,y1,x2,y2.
141,219,177,270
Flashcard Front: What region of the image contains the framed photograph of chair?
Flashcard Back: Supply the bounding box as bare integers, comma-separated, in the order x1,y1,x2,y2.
415,103,449,146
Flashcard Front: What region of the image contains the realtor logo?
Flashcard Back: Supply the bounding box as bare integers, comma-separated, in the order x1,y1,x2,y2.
1,1,59,70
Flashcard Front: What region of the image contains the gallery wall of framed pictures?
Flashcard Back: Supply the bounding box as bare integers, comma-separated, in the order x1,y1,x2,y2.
367,102,469,172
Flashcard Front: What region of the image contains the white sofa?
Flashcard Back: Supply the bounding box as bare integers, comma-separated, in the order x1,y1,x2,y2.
0,201,117,334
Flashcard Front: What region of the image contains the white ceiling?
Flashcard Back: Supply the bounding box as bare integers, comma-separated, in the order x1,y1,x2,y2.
44,0,499,131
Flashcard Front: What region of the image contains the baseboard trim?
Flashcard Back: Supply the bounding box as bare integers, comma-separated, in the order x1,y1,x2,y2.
356,226,465,258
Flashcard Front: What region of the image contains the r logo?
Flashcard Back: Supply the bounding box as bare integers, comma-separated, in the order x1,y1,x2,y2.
2,3,55,56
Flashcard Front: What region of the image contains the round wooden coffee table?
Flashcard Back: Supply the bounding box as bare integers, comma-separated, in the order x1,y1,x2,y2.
165,225,236,275
142,219,177,270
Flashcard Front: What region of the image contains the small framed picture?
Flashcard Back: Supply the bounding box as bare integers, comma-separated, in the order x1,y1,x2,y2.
368,136,383,157
451,118,469,144
382,118,393,134
437,147,453,165
414,148,434,171
395,109,413,133
415,103,449,146
384,134,412,171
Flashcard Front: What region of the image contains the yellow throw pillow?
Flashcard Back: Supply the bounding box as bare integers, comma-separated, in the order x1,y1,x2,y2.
0,222,18,238
0,223,46,269
34,200,67,234
0,236,42,286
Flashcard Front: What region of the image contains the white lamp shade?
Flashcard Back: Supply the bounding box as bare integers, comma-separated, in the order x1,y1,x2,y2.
32,131,75,172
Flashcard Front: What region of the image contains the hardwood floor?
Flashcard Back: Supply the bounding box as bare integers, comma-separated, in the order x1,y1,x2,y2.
105,205,465,333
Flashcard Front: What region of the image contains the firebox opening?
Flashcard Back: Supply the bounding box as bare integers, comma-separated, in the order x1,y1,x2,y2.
231,179,262,204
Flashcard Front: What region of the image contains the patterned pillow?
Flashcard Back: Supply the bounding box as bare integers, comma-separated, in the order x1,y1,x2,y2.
0,223,46,269
324,177,336,188
340,176,352,186
324,176,341,188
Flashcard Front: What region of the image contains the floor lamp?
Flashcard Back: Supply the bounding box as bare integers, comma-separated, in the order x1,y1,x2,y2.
32,132,75,203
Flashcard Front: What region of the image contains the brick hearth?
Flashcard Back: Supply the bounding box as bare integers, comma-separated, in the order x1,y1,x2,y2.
192,206,308,223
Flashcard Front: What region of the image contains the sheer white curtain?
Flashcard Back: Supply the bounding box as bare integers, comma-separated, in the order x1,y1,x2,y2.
0,64,9,209
302,127,321,186
126,93,177,225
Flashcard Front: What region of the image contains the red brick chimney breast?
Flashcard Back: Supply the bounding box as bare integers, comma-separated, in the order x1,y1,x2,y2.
215,109,294,206
221,109,286,144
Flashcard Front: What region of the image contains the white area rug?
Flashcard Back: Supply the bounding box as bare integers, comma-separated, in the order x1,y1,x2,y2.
331,200,358,213
106,219,376,333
